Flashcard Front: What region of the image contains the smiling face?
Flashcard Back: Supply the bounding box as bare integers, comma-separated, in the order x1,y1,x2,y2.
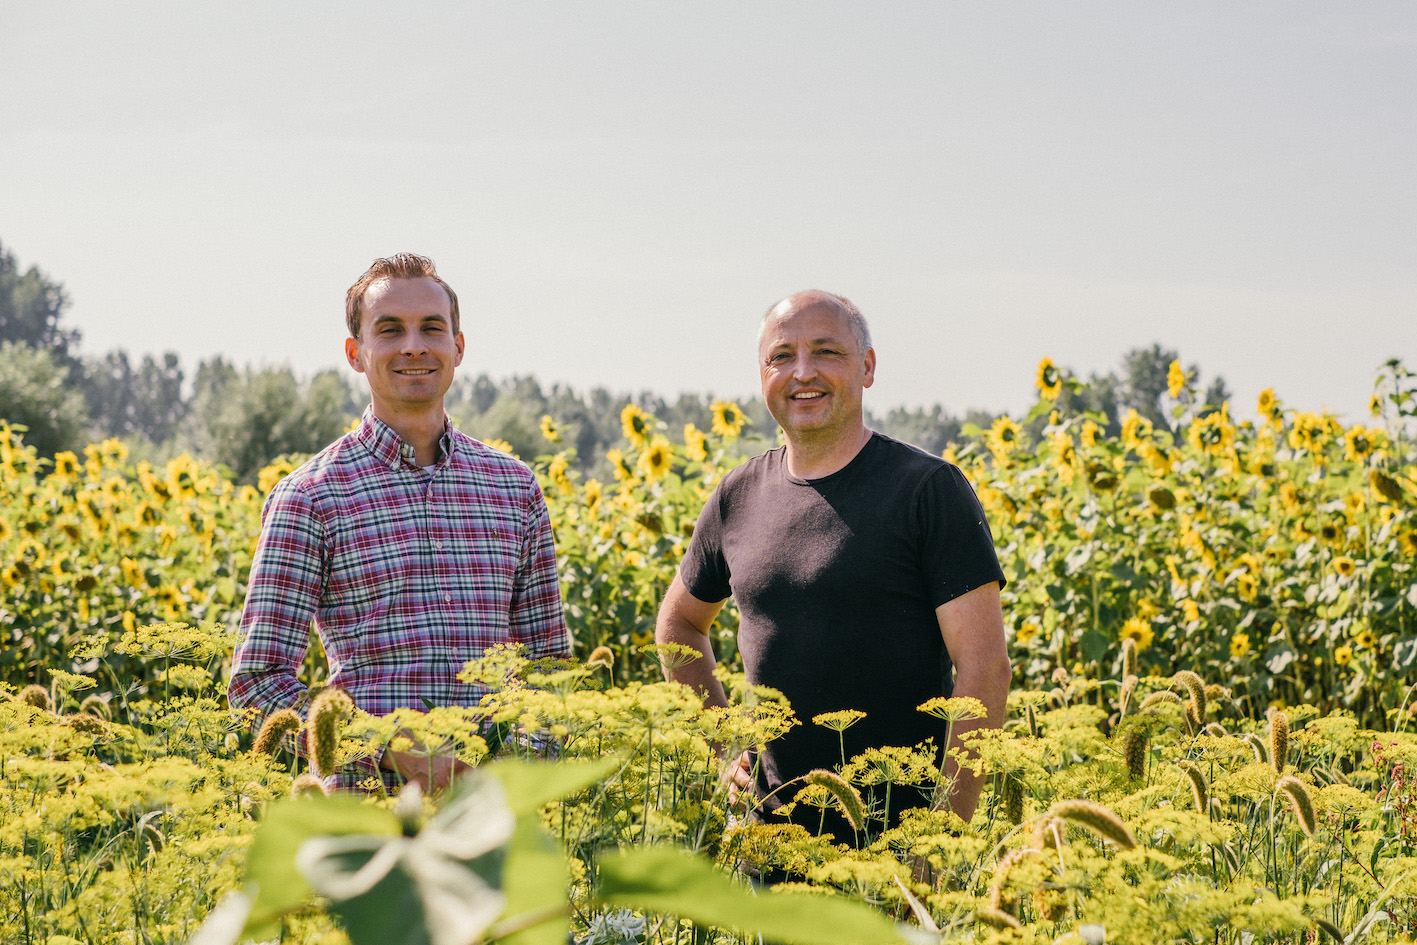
344,276,465,424
758,294,875,449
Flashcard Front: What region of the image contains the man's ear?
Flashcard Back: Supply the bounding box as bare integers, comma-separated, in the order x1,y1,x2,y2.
453,332,465,367
862,347,876,389
345,337,365,373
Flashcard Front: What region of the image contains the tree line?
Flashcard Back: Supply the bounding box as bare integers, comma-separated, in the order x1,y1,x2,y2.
0,238,1225,482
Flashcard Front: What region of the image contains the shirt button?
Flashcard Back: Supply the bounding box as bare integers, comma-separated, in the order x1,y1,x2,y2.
444,595,452,603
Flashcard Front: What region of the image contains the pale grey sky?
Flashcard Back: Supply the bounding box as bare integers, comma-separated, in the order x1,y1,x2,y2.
3,2,1413,422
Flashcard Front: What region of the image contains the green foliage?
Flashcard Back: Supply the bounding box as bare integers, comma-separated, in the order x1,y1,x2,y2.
0,341,90,456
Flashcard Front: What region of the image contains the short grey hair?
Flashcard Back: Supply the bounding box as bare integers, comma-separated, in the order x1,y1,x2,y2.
759,290,872,353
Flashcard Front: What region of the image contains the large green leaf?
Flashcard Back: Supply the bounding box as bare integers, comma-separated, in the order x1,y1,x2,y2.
496,815,569,945
596,848,905,945
487,757,621,816
243,794,400,933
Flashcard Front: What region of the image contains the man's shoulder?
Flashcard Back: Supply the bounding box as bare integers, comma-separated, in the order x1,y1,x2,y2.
868,432,954,475
447,430,539,487
714,446,784,494
272,431,368,497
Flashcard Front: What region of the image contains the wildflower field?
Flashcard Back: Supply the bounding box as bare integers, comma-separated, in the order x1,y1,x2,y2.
2,360,1417,945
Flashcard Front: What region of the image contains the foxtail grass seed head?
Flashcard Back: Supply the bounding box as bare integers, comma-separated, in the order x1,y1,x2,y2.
62,712,109,736
1268,706,1290,773
1180,762,1209,814
253,708,302,756
1203,722,1229,737
1004,774,1025,825
309,688,355,777
1119,674,1138,717
988,848,1038,914
975,908,1022,931
1031,815,1063,851
1140,690,1183,713
802,769,866,833
587,646,614,670
19,684,52,713
291,772,329,798
1244,732,1270,766
1277,775,1317,836
1217,842,1240,874
1025,701,1039,738
1047,687,1067,709
1313,917,1344,943
79,694,110,719
1121,638,1138,679
1049,799,1137,850
1174,670,1207,727
1124,727,1150,782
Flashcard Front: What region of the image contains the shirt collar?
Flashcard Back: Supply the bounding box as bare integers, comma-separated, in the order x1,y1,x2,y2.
354,407,455,470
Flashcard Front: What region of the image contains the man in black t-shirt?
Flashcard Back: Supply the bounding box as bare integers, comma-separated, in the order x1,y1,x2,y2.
654,290,1010,836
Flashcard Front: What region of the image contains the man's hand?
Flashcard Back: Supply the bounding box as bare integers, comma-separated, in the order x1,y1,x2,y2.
380,739,472,794
721,750,753,809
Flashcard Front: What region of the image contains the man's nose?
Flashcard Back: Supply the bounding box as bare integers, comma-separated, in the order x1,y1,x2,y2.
402,331,429,355
792,353,817,380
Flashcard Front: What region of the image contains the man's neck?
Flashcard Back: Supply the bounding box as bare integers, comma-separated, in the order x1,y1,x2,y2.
371,404,446,466
783,425,873,480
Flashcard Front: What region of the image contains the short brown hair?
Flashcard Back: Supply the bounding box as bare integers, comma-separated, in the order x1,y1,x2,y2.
345,253,460,339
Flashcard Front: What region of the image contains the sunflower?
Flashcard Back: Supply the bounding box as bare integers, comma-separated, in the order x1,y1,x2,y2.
1343,425,1385,464
1235,573,1258,602
1080,420,1101,449
1186,406,1236,456
1229,633,1251,659
547,453,573,495
1180,599,1201,624
583,478,603,514
1332,556,1356,578
1399,527,1417,558
1166,360,1187,399
1355,627,1378,650
1015,617,1041,646
539,414,561,443
986,416,1024,462
710,401,747,439
1370,393,1383,418
1334,645,1353,666
484,439,516,456
1369,470,1405,503
637,436,673,482
606,449,634,482
683,423,708,463
1120,410,1153,450
621,404,652,447
1120,617,1154,651
1287,412,1330,457
1035,357,1063,399
1257,388,1283,425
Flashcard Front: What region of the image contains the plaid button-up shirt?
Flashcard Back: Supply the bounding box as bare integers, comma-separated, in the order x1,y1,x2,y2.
229,410,570,791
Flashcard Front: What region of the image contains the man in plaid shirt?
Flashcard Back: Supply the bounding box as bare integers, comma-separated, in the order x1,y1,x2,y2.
229,253,570,794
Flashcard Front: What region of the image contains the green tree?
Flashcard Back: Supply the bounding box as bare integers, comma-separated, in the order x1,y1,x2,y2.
0,341,90,456
83,350,187,444
0,241,79,367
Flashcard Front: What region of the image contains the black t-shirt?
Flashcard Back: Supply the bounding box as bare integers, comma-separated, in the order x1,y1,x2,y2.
680,433,1005,833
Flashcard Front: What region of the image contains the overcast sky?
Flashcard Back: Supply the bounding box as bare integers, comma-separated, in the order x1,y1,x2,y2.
3,3,1413,423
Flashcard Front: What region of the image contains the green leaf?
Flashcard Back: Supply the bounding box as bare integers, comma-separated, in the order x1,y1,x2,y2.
1025,399,1053,424
487,757,620,817
1080,629,1110,663
596,848,905,945
497,814,569,945
243,794,400,933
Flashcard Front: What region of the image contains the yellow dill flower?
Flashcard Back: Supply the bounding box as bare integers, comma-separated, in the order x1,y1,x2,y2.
637,436,673,482
710,400,747,439
812,709,866,731
1035,357,1063,399
1332,555,1356,578
1229,633,1250,658
1343,425,1385,463
621,403,652,447
1334,645,1353,666
682,423,708,462
1120,617,1154,650
539,414,561,443
1166,360,1187,399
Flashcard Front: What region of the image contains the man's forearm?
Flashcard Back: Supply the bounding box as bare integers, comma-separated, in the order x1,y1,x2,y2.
938,662,1011,822
654,618,728,708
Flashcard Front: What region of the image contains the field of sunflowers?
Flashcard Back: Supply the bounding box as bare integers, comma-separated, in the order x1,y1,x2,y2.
1,358,1416,945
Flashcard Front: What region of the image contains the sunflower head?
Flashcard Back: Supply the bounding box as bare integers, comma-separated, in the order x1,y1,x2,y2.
620,404,652,447
1333,556,1357,578
1166,360,1187,399
1035,357,1063,399
637,436,674,482
539,414,561,443
1120,617,1154,651
710,401,747,439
